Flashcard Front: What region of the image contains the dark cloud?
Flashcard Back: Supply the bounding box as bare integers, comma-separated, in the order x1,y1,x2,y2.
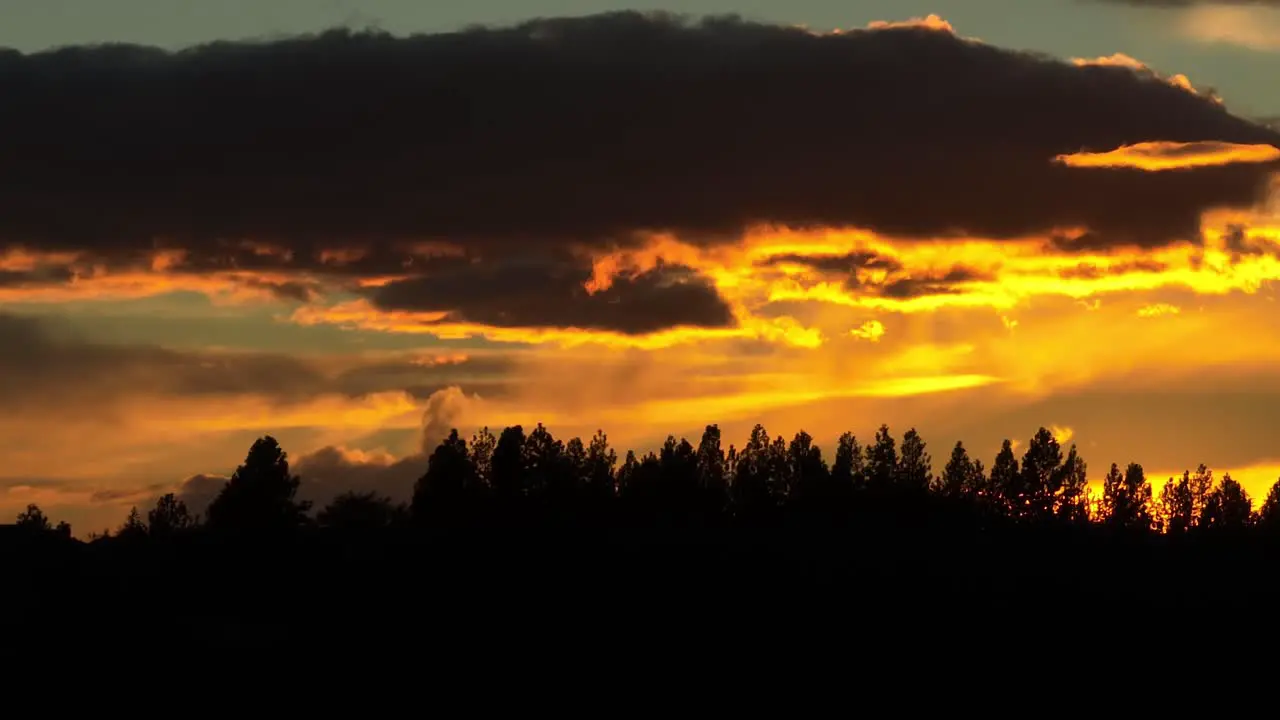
762,251,904,275
879,267,996,299
291,448,422,509
370,257,736,334
1058,259,1170,279
760,251,993,299
0,312,511,409
0,266,76,288
2,10,1277,272
291,385,480,509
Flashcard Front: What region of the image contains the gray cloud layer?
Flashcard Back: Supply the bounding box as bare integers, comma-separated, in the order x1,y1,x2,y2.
0,312,513,411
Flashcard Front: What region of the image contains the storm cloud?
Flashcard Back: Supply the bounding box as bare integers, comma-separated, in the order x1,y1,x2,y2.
2,10,1277,271
369,256,736,334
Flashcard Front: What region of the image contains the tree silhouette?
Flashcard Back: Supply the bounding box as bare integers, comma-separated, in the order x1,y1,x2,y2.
319,491,404,531
469,427,497,491
1102,463,1152,531
148,493,196,537
831,432,864,494
895,428,932,493
412,429,478,525
118,506,147,539
524,423,568,500
586,430,619,500
1202,473,1252,532
1188,465,1215,530
15,504,50,531
865,425,898,492
732,424,778,520
938,441,985,501
491,425,527,501
1055,445,1090,524
695,425,728,513
1259,478,1280,536
989,439,1019,516
205,436,312,534
1018,428,1062,521
1158,471,1194,535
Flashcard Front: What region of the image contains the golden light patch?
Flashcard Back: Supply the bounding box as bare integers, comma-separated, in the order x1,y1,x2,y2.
850,320,886,342
1055,141,1280,171
1050,425,1075,445
1071,53,1202,96
865,14,955,34
1137,303,1181,318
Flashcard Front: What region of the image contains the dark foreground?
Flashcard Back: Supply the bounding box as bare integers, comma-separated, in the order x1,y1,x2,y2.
8,524,1278,662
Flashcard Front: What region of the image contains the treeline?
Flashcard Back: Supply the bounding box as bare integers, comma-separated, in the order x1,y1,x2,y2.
15,422,1280,542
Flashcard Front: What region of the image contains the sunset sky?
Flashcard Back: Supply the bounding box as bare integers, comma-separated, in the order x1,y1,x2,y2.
5,0,1280,534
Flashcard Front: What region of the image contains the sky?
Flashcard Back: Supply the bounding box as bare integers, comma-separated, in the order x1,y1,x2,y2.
4,0,1280,534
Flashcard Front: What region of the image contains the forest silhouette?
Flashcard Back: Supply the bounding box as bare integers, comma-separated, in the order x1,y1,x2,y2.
10,422,1280,652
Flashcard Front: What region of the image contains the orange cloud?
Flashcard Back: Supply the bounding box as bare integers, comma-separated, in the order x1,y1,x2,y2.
1055,141,1280,171
1137,303,1181,318
865,15,956,34
850,320,886,342
1071,53,1202,96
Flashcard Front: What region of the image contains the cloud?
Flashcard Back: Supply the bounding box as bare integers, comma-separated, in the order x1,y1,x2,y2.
1137,302,1183,316
418,387,481,453
1055,141,1280,170
292,447,422,509
174,474,229,518
0,312,513,412
1071,53,1203,95
850,320,887,342
1,11,1276,270
369,256,736,334
1093,2,1280,51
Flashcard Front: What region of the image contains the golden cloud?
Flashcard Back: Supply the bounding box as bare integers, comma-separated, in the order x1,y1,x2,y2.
1055,141,1280,171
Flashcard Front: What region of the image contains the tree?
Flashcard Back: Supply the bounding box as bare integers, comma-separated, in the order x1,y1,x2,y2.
491,425,527,500
830,432,864,493
586,430,618,500
469,427,498,490
1158,472,1194,535
732,424,777,519
319,491,403,531
1188,465,1215,530
1202,473,1252,532
989,439,1020,516
938,441,985,500
786,430,830,504
15,504,50,531
864,425,898,492
118,506,148,539
1102,463,1151,531
148,493,195,536
524,423,568,499
1259,478,1280,535
694,425,727,514
616,450,641,497
412,429,478,523
1018,428,1062,521
205,436,313,533
1055,445,1090,524
895,428,932,493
